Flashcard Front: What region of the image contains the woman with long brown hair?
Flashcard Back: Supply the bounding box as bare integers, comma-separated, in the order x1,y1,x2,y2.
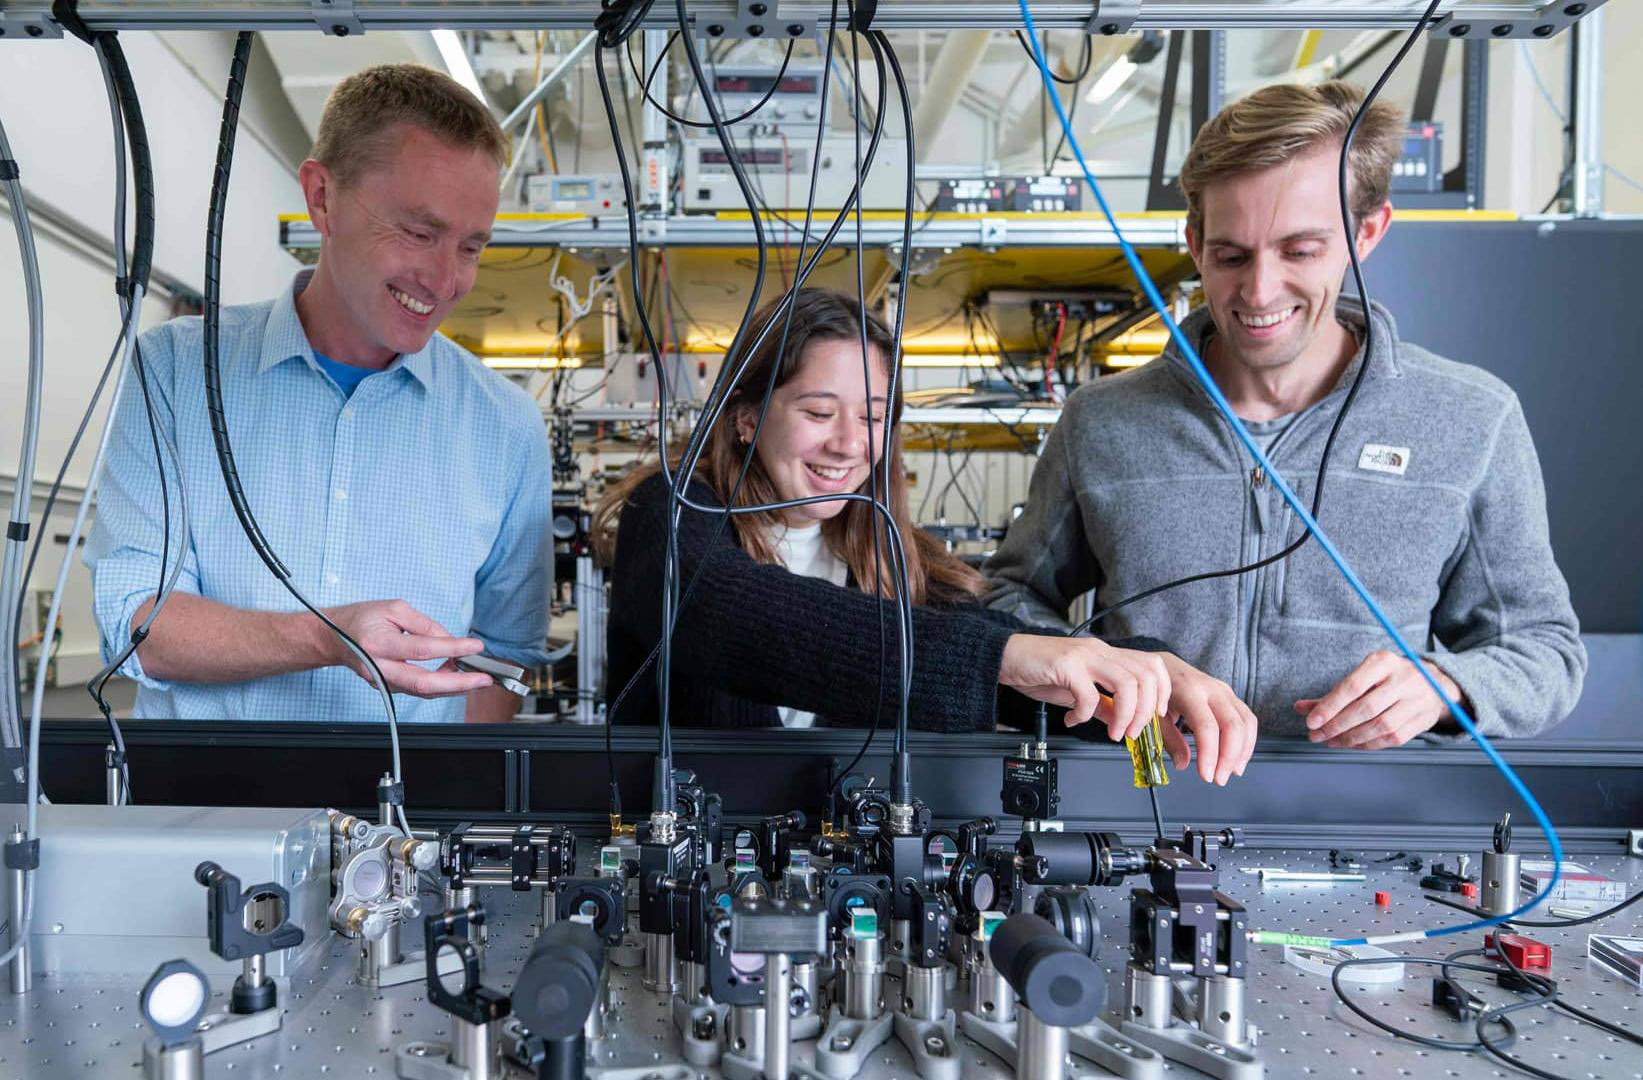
594,289,1256,783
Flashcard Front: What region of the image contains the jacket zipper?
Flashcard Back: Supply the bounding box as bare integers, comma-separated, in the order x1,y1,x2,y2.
1172,347,1347,705
1237,421,1307,705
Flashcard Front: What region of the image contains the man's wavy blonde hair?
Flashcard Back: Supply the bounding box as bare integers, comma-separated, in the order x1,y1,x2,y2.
1180,79,1406,235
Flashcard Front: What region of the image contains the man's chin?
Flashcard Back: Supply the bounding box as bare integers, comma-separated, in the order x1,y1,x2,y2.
381,328,438,358
1226,336,1303,372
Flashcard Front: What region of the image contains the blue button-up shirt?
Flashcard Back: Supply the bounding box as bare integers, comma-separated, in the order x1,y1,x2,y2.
86,270,553,722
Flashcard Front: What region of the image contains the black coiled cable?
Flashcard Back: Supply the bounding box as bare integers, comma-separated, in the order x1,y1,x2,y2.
199,32,410,820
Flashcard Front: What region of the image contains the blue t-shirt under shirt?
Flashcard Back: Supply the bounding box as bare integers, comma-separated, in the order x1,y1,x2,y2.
313,350,377,398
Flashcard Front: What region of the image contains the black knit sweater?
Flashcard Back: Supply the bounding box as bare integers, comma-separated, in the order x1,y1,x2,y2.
605,473,1167,733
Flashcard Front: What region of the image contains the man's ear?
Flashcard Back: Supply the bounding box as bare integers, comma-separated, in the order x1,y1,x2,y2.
1353,200,1393,261
299,159,335,238
1185,220,1204,270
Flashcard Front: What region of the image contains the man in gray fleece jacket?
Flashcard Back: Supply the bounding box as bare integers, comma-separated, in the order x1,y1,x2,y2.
984,81,1585,761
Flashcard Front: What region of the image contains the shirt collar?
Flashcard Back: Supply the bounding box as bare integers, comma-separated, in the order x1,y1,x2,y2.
257,269,435,390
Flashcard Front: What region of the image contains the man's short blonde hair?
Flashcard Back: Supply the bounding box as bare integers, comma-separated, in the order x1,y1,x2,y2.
1179,80,1406,236
312,64,506,186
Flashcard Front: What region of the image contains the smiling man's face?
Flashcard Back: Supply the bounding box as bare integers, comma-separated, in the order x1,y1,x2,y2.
301,123,499,365
1188,143,1373,376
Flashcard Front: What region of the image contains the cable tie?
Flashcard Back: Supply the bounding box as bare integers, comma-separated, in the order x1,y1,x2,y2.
377,779,406,806
129,625,149,646
3,837,40,871
0,160,18,182
5,521,29,542
849,0,879,31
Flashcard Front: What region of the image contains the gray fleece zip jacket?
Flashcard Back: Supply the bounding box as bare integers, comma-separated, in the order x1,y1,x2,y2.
983,296,1586,740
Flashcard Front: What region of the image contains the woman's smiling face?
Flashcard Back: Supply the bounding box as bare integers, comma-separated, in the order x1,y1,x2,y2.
736,337,890,526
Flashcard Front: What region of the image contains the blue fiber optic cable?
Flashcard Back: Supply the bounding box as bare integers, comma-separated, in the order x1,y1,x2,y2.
1015,0,1561,948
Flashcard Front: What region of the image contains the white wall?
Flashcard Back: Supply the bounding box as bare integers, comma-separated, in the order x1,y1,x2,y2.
1,32,305,687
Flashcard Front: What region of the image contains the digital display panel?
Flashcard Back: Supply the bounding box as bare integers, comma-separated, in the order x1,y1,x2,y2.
700,147,786,167
714,74,819,95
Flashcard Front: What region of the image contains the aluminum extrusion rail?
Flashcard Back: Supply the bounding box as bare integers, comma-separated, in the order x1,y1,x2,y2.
279,212,1189,252
0,1,1609,39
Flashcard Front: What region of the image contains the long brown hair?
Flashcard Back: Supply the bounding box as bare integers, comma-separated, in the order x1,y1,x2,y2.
593,288,983,604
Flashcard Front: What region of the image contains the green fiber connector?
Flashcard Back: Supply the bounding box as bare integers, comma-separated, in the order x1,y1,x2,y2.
1252,931,1336,947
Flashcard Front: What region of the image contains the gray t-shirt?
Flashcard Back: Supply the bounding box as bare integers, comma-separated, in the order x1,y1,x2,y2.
1239,412,1299,459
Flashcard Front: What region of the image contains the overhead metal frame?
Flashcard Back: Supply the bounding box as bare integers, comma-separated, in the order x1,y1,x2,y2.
278,212,1196,363
0,1,1612,37
280,212,1190,252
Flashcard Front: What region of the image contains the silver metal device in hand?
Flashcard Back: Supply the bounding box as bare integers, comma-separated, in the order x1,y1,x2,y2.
454,654,530,697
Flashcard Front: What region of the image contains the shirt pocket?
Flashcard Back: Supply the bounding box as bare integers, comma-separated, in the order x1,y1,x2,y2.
1277,473,1464,630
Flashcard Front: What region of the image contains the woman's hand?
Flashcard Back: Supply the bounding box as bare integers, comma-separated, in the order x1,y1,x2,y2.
1156,652,1258,785
999,638,1258,786
999,635,1172,742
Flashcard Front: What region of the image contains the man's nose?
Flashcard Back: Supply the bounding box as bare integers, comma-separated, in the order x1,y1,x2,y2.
1242,252,1284,309
419,245,462,301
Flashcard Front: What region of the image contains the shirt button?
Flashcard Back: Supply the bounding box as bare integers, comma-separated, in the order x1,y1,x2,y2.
334,488,347,502
326,572,340,586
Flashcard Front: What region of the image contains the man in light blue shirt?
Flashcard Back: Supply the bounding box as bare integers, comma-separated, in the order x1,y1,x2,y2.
86,65,552,723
